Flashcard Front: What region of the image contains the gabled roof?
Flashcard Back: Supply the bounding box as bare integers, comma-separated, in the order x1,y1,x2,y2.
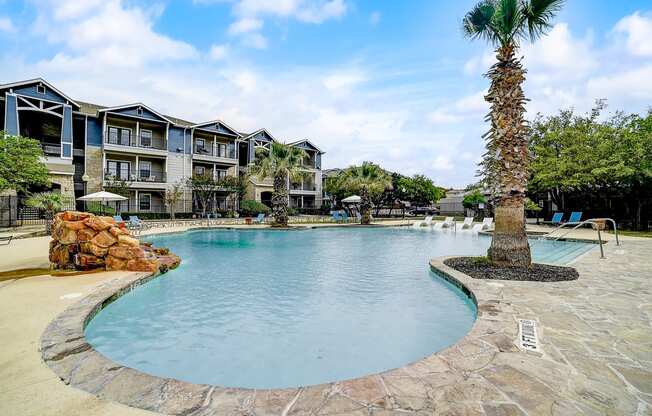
287,139,324,153
0,78,80,108
191,119,240,137
98,103,174,124
241,128,277,142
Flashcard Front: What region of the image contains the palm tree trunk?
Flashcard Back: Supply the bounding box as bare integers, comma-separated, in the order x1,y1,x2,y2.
360,186,372,225
272,173,289,227
485,44,531,267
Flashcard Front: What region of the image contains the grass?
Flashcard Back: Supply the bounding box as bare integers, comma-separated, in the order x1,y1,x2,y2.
608,230,652,238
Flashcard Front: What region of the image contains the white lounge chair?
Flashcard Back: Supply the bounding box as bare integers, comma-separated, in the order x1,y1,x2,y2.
440,217,455,228
461,217,474,229
480,217,493,230
414,215,433,227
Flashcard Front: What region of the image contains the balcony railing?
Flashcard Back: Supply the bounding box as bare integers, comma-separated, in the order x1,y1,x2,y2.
291,183,317,191
104,169,167,183
41,142,61,157
105,132,167,151
193,143,236,159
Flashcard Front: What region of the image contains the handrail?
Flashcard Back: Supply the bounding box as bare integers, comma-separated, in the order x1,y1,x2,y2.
546,217,620,259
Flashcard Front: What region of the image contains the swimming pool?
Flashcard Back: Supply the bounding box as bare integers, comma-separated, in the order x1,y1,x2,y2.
85,227,595,389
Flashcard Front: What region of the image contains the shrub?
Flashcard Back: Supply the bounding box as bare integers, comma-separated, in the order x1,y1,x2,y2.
117,212,194,220
239,200,270,217
287,207,298,216
86,203,116,216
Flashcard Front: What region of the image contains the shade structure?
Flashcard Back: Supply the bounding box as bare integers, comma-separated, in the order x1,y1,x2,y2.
77,191,128,202
341,195,361,203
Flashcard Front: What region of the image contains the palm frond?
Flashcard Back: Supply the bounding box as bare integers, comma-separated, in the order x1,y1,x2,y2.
523,0,564,41
462,0,499,44
492,0,524,45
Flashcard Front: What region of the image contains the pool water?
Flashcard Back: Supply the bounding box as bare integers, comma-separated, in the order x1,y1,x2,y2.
85,227,594,389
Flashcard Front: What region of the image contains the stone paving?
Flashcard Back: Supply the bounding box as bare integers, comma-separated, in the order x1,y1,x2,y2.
33,234,652,415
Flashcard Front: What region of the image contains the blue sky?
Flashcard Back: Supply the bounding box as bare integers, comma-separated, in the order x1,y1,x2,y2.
1,1,651,187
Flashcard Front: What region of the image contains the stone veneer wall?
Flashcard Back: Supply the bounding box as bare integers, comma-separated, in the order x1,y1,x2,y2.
49,174,75,201
85,145,104,193
49,211,179,273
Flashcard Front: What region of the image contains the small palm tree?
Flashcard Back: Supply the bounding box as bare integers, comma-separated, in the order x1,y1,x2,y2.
463,0,564,267
341,162,392,225
26,192,72,235
250,142,307,227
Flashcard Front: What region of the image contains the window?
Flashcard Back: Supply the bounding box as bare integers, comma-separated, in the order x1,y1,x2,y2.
217,143,226,158
216,169,227,180
139,193,151,211
137,107,143,115
140,130,152,147
139,161,152,180
107,126,131,146
194,166,205,176
196,138,205,153
37,84,46,95
107,160,130,180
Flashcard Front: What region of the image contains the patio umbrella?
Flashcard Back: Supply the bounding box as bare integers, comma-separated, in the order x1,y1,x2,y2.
77,191,127,215
341,195,361,203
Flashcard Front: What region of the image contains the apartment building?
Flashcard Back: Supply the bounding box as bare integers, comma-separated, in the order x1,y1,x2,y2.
0,78,324,214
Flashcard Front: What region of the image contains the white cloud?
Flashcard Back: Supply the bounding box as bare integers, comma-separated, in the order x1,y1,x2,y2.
228,17,264,35
234,0,347,23
369,11,381,26
0,17,15,33
614,12,652,57
463,50,494,75
427,91,487,125
322,71,366,91
242,33,268,49
208,44,229,60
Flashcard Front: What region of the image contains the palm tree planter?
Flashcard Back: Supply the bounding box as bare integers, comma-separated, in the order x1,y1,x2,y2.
463,0,564,267
251,142,307,228
26,192,72,235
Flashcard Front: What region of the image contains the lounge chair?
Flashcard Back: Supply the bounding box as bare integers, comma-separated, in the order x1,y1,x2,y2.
112,215,123,223
0,235,12,246
567,211,582,224
461,217,474,229
253,213,265,224
341,211,350,223
440,217,455,228
414,215,433,227
545,212,564,225
331,211,342,223
480,217,493,230
128,216,148,230
356,212,362,222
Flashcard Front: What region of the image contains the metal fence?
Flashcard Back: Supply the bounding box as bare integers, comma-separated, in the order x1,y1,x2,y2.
0,195,76,227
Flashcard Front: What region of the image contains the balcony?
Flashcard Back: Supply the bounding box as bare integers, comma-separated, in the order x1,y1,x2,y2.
104,169,167,184
104,131,168,157
290,183,317,192
41,142,61,157
192,142,237,164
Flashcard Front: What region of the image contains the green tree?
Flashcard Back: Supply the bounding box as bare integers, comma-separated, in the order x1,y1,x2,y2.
250,142,307,227
218,174,250,204
26,192,72,234
161,181,185,220
0,132,50,194
398,175,446,206
339,162,392,224
187,173,219,218
463,0,564,266
462,190,487,209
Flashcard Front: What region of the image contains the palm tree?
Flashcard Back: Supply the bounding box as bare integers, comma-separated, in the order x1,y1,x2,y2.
250,142,307,227
26,192,72,235
341,162,392,225
463,0,564,267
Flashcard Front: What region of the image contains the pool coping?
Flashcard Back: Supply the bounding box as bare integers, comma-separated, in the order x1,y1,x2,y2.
40,250,500,415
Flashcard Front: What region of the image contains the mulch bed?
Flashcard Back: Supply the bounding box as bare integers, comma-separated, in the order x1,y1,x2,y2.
444,257,579,282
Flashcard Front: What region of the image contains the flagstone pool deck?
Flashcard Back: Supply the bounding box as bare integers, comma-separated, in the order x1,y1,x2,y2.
0,226,650,415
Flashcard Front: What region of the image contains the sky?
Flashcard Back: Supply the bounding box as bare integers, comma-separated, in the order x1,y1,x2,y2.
0,0,651,188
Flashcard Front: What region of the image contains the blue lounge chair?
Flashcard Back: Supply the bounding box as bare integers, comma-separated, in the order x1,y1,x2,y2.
331,211,342,222
549,212,563,225
129,216,145,230
113,215,123,223
253,213,265,224
567,211,582,224
341,211,349,223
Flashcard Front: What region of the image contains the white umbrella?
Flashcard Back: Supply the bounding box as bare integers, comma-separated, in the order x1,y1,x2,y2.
77,191,128,215
341,195,361,203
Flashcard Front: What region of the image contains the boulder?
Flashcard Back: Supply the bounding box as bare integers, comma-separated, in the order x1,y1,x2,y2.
153,247,170,256
99,216,116,225
126,258,160,273
91,230,117,248
75,253,105,270
49,243,70,266
105,256,128,271
62,220,88,231
83,216,112,231
108,245,144,260
80,242,109,257
62,211,92,222
117,235,140,247
109,226,129,237
77,227,97,243
52,224,77,245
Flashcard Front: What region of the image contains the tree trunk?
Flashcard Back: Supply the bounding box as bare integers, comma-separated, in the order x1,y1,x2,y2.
272,173,289,227
360,186,372,225
485,44,532,267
